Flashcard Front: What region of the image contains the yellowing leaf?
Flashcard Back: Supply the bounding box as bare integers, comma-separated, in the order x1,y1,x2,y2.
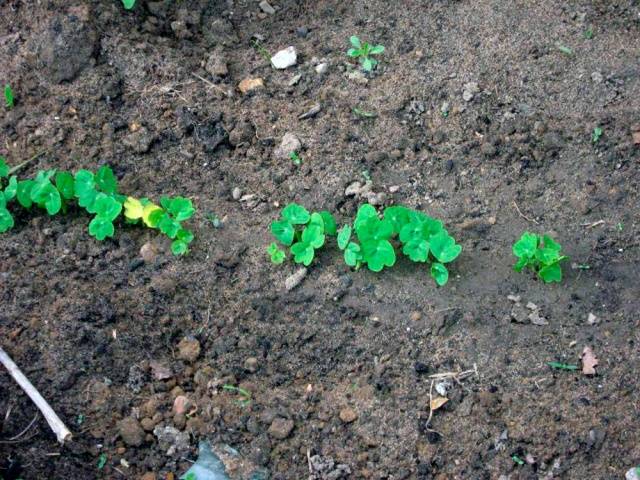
124,196,143,220
430,396,449,411
142,203,162,227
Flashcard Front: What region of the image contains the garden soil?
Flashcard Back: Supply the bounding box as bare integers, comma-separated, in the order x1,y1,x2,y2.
1,1,639,479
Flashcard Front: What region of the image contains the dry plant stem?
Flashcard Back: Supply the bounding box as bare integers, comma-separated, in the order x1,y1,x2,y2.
7,150,48,176
0,347,72,444
513,201,539,224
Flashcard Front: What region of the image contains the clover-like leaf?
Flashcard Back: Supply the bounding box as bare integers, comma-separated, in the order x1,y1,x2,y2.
354,203,378,230
4,175,17,201
55,172,75,200
16,180,33,208
337,225,352,250
362,57,374,71
74,170,98,210
344,242,361,267
0,207,13,233
319,211,337,236
349,36,362,49
0,156,8,178
88,216,115,240
93,193,122,221
95,166,118,194
124,197,144,220
30,180,61,215
362,239,396,272
302,224,325,249
171,239,189,255
267,242,286,264
281,203,310,225
513,232,538,259
513,256,529,272
290,241,314,266
402,238,429,262
384,206,411,234
158,213,181,239
539,262,562,283
176,229,194,244
162,196,195,221
431,262,449,286
142,203,163,228
271,220,295,246
429,231,462,263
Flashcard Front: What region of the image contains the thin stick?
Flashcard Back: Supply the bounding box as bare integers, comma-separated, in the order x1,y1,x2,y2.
191,73,232,97
513,201,539,224
7,150,48,175
0,347,71,444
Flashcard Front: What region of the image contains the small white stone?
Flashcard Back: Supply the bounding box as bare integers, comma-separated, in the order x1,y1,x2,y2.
232,187,242,200
274,132,301,159
587,312,599,325
315,62,328,74
271,46,297,69
259,0,275,14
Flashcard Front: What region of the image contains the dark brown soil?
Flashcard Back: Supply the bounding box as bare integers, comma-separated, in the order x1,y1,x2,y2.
1,1,639,479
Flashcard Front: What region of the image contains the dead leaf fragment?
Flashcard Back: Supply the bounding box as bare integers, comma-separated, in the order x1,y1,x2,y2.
632,124,640,145
430,396,449,411
238,77,264,94
581,346,598,375
150,360,173,380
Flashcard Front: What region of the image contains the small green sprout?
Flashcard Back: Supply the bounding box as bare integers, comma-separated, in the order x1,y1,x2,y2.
4,84,14,109
222,385,252,407
97,453,107,470
289,151,302,166
0,161,196,255
584,28,594,39
547,362,579,371
513,232,568,283
121,0,136,9
347,36,385,72
251,39,271,64
616,222,623,231
557,45,573,55
205,212,222,228
353,107,376,118
592,126,603,144
576,264,590,270
267,242,286,264
361,170,372,182
76,414,86,425
270,203,336,266
511,455,525,466
184,474,197,480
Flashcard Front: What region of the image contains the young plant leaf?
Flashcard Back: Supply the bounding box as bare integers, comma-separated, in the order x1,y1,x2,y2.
171,239,189,255
95,166,118,194
349,36,362,49
93,193,122,221
512,232,538,259
271,220,295,245
4,84,14,109
344,241,361,267
88,217,115,240
16,180,34,208
539,262,562,283
124,197,144,220
30,180,61,215
55,171,75,200
337,225,352,250
267,242,286,264
319,210,337,236
402,238,429,262
290,241,314,266
369,45,385,55
281,203,310,225
362,57,374,72
0,157,8,178
162,196,195,221
429,231,462,263
122,0,136,9
361,239,395,272
431,262,449,286
4,176,17,201
0,208,13,233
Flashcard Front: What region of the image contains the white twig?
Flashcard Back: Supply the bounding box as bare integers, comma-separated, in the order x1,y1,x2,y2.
0,347,72,444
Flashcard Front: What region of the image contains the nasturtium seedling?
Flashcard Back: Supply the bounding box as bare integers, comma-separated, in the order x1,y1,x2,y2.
513,232,568,283
0,161,196,256
347,36,385,72
267,242,285,264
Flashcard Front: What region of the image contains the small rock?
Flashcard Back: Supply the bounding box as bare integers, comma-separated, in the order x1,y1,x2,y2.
587,312,599,325
244,357,259,373
150,360,173,380
435,380,451,397
173,395,191,415
271,46,297,69
414,362,429,374
591,71,603,83
123,127,155,153
410,311,422,321
285,267,307,291
118,417,145,447
205,49,228,77
507,294,521,303
345,181,363,196
346,70,368,84
274,132,301,159
315,62,328,74
365,191,387,206
258,0,275,14
173,413,186,430
153,425,190,456
140,418,155,432
228,121,254,146
296,26,309,38
339,407,358,423
288,74,302,86
528,310,548,326
462,82,480,102
526,302,538,310
238,77,264,94
268,418,294,439
440,101,450,115
389,185,400,193
232,187,242,200
177,337,201,362
140,242,158,263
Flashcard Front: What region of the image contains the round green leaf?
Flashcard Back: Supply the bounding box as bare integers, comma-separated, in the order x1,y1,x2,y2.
513,232,538,259
362,57,374,71
383,206,411,234
431,262,449,286
539,262,562,283
337,225,352,250
16,180,33,208
96,166,118,194
344,242,361,267
290,242,314,266
93,194,122,221
347,48,359,57
271,220,295,245
158,214,180,239
55,172,75,200
171,239,188,255
402,238,429,262
267,242,285,264
281,203,310,225
429,231,461,263
349,36,361,49
176,229,194,244
354,204,377,230
319,211,337,236
0,208,14,233
31,181,61,215
88,217,115,240
4,175,17,201
164,196,195,221
302,223,325,249
362,239,396,272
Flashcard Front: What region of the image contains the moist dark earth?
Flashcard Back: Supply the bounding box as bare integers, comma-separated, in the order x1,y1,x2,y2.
1,1,639,479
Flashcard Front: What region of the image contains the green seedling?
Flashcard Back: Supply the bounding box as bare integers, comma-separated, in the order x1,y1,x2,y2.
97,453,107,469
76,414,86,425
251,39,271,64
584,28,594,39
267,242,286,264
616,222,623,231
347,36,385,72
270,203,337,266
576,264,590,270
290,151,302,166
513,232,568,283
361,170,372,182
547,362,578,371
592,126,603,144
222,385,252,407
512,455,525,466
205,212,222,228
557,45,573,55
353,107,376,118
121,0,135,9
0,160,196,255
4,84,14,109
